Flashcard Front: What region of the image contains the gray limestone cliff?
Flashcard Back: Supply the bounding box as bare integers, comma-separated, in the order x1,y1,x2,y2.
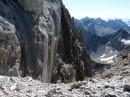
0,0,93,83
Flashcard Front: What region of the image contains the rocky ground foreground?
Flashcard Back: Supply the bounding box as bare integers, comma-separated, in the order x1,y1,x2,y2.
0,75,130,97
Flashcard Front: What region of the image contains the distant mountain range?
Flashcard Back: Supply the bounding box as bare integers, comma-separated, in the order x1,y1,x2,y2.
75,17,130,36
75,17,130,64
123,19,130,26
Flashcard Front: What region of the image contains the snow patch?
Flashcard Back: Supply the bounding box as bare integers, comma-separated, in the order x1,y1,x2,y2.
100,55,117,64
100,54,105,58
121,39,130,45
106,46,109,49
110,50,113,53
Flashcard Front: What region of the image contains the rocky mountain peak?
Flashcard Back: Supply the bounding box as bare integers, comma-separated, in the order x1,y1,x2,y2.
0,0,93,83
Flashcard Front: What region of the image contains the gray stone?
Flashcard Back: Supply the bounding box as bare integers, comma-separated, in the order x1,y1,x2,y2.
0,15,20,76
124,85,130,92
0,0,93,83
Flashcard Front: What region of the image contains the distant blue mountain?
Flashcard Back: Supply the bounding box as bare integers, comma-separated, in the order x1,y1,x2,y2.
74,17,130,64
123,19,130,26
75,17,130,36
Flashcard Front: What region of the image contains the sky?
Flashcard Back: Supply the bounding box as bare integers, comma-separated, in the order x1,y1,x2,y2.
62,0,130,19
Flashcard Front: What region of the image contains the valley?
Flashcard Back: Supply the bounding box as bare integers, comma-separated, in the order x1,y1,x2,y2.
0,0,130,97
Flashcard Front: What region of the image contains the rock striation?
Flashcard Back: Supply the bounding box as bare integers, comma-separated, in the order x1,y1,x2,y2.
0,0,93,83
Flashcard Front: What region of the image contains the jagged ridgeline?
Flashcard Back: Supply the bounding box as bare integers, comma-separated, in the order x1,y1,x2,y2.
0,0,93,83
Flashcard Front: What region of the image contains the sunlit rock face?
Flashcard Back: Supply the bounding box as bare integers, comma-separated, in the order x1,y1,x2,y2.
0,0,93,83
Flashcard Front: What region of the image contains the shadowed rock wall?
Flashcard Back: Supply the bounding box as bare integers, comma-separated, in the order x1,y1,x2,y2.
0,0,93,83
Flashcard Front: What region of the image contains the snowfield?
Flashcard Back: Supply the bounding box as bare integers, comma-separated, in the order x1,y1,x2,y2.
91,46,118,64
100,55,117,64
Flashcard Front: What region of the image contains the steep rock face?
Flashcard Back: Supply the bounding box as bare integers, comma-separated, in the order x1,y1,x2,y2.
17,0,43,14
51,7,93,83
0,0,93,83
0,16,20,76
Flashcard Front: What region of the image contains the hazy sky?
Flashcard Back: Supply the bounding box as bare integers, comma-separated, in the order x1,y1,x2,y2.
62,0,130,19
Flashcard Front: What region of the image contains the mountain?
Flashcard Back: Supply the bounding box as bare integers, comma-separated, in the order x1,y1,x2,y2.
75,17,130,36
75,17,130,64
91,29,130,64
123,19,130,26
0,0,94,83
1,1,130,97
